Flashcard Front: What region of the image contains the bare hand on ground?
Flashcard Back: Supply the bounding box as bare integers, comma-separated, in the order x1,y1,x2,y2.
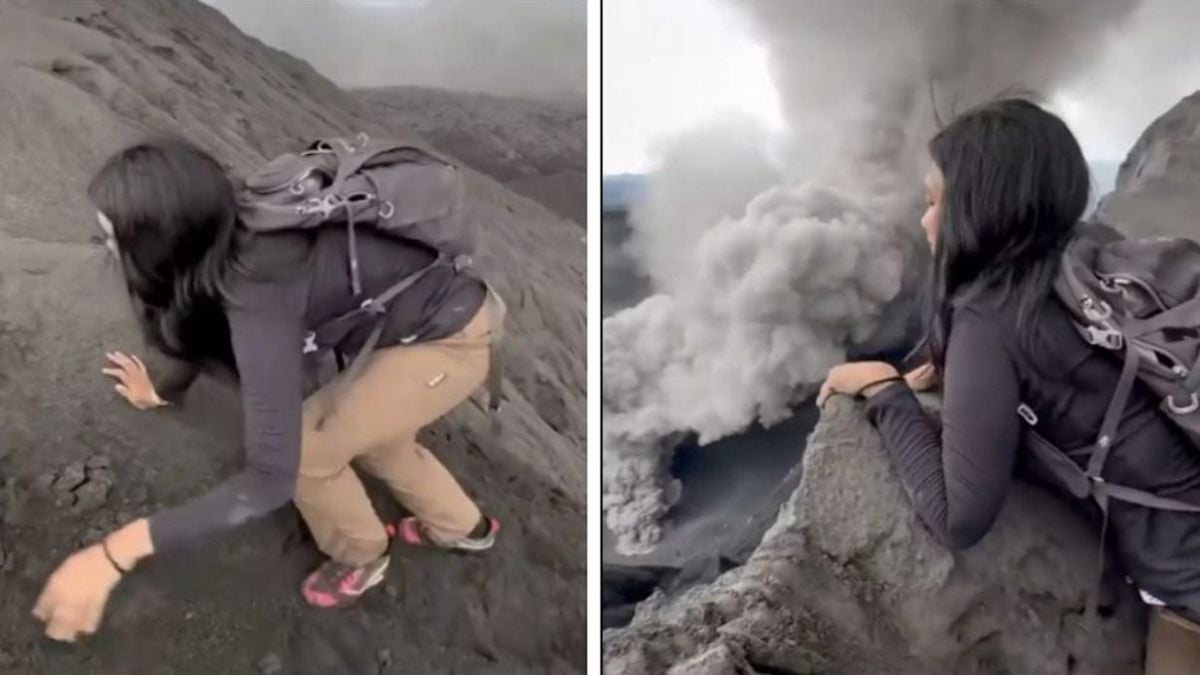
103,351,167,410
32,545,122,642
904,363,940,392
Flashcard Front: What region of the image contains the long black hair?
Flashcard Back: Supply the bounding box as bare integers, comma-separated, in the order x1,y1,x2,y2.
88,138,242,368
925,98,1090,373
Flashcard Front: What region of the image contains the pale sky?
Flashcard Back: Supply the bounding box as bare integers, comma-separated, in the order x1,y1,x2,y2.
602,0,783,175
603,0,1200,176
201,0,586,102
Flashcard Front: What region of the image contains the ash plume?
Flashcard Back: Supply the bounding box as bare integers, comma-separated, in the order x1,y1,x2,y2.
603,0,1141,555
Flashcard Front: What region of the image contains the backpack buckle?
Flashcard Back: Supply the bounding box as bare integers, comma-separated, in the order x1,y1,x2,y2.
1084,324,1124,350
1017,403,1039,426
360,298,387,315
302,331,319,354
1082,298,1113,322
300,194,345,218
1167,393,1200,415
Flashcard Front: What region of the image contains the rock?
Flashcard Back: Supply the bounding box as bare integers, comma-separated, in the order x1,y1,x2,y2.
41,460,116,514
72,479,110,514
603,397,1146,674
376,648,392,669
81,527,105,546
602,564,673,630
2,478,20,525
52,462,87,494
86,455,111,470
667,643,750,675
256,653,282,674
1095,91,1200,240
33,471,56,493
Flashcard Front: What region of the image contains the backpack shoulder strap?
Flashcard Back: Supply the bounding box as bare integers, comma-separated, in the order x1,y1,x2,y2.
1022,412,1200,513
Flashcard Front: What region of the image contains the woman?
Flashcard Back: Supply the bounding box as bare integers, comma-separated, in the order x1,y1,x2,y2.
819,98,1200,672
33,138,503,641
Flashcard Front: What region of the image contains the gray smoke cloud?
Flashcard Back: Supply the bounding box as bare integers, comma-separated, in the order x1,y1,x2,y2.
603,0,1142,555
201,0,585,103
626,115,781,293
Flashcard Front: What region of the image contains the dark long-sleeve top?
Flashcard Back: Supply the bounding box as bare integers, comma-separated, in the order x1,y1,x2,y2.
147,226,486,554
865,287,1200,615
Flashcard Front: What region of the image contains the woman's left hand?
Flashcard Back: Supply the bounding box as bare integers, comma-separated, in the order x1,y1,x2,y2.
32,545,123,642
817,362,901,408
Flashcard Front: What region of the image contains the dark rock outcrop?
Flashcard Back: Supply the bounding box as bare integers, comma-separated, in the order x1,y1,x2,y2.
1095,90,1200,239
0,1,583,673
603,397,1146,674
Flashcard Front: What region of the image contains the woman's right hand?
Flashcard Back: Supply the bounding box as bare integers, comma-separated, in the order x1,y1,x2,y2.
904,362,940,392
102,352,168,410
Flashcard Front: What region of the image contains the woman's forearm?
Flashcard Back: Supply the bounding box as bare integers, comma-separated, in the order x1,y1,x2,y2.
104,518,155,570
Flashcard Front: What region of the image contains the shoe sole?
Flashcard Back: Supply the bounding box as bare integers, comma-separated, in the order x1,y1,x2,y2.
348,559,389,595
449,532,495,552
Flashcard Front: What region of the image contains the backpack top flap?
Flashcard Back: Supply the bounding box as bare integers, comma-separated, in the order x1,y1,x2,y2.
1057,222,1200,419
236,136,466,235
1059,222,1200,324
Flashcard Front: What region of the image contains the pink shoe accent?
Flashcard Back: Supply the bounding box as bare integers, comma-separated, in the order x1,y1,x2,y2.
337,569,365,594
398,517,425,545
393,516,499,549
300,559,387,609
302,573,341,608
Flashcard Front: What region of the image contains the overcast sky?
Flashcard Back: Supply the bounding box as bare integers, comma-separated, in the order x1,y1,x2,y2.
201,0,586,103
604,0,1200,175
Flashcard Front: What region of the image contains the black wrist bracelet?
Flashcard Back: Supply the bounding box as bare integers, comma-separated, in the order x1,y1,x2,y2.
101,538,129,574
853,375,905,399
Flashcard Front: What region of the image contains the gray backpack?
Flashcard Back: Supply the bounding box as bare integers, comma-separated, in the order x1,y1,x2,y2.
1019,222,1200,513
1018,222,1200,611
238,133,501,418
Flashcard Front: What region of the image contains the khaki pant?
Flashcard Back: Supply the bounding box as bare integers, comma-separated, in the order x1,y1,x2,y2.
1146,607,1200,675
294,290,503,565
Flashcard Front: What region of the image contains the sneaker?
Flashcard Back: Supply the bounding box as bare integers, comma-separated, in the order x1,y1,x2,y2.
300,555,390,609
388,515,499,552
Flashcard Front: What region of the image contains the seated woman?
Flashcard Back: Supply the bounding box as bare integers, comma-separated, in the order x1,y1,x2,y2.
33,137,503,641
819,98,1200,674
